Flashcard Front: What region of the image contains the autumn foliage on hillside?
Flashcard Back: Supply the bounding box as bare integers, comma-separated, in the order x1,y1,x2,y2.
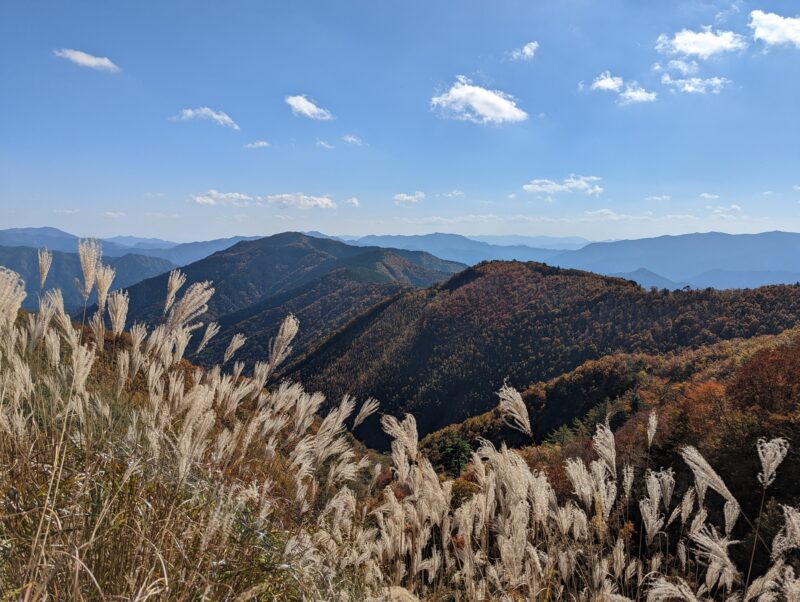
292,261,800,445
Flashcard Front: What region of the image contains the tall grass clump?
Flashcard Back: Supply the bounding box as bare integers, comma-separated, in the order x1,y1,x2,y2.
0,246,798,600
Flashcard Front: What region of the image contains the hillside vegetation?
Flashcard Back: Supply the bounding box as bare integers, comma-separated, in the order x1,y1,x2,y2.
2,243,800,600
290,261,800,446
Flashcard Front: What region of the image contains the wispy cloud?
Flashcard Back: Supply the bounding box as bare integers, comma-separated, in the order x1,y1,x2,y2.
661,73,731,94
191,189,336,209
393,191,425,205
523,175,603,197
645,195,671,201
285,95,333,120
342,134,363,145
588,72,656,104
102,211,126,218
431,76,528,124
316,139,334,149
508,41,539,61
700,192,720,199
53,208,80,215
264,193,336,209
618,84,657,105
244,140,270,149
656,27,747,59
749,10,800,48
345,197,361,207
590,71,624,92
191,189,254,206
440,189,465,198
173,107,240,130
53,48,120,72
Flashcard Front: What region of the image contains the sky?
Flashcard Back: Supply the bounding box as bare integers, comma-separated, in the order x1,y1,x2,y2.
1,0,799,242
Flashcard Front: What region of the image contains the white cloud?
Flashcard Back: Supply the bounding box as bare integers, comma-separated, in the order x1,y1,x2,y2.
523,175,603,197
749,10,800,48
618,84,657,105
316,139,334,149
393,191,426,205
102,211,126,218
191,189,254,206
345,197,361,207
708,204,743,218
53,208,80,215
699,192,720,199
431,76,528,124
53,48,120,72
285,95,333,120
661,73,731,94
716,1,743,23
588,72,656,105
264,193,336,209
656,27,747,59
508,41,539,61
441,189,465,198
667,59,700,75
173,107,240,130
645,195,671,201
590,71,624,92
342,134,363,145
244,140,270,149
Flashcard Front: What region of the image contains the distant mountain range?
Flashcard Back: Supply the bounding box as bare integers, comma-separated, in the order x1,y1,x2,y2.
325,231,800,290
122,232,465,363
6,227,800,289
0,245,175,311
0,227,257,266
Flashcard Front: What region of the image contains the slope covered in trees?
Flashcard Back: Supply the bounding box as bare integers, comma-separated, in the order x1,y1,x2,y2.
290,260,800,446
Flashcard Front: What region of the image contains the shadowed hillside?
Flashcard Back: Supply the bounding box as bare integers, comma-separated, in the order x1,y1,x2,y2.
289,260,800,446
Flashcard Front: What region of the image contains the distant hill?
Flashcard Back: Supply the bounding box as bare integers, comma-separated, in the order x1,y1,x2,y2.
0,245,175,311
353,233,560,265
469,234,589,250
685,269,800,289
0,227,257,266
288,261,800,447
552,231,800,284
611,268,686,290
123,232,465,362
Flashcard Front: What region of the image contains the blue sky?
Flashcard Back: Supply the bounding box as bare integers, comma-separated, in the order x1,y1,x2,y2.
1,0,799,241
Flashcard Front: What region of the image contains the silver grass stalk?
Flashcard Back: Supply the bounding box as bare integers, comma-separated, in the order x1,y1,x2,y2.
381,414,418,461
647,409,658,449
166,280,214,331
681,446,738,506
38,248,52,289
772,505,800,559
757,438,789,488
0,267,26,329
496,384,531,437
646,577,701,602
164,269,187,315
94,263,115,314
691,524,740,592
107,289,129,337
89,311,105,352
196,321,219,354
594,420,617,477
223,332,246,363
269,313,299,368
77,238,101,302
353,397,380,430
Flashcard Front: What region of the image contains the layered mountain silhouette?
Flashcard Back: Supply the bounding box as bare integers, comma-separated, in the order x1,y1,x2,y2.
0,245,175,311
0,227,257,266
122,232,465,361
287,261,800,447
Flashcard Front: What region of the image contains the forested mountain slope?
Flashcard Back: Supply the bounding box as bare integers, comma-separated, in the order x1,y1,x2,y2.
289,260,800,446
